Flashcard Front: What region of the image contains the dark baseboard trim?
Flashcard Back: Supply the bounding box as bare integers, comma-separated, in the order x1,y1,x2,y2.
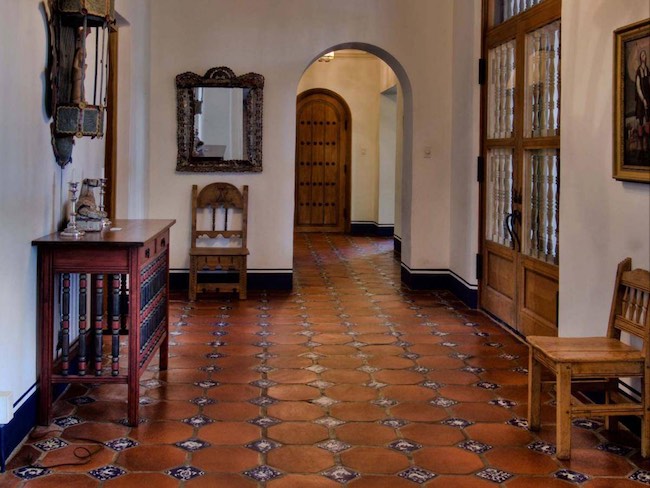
169,271,293,293
1,384,66,473
393,237,401,257
350,222,394,237
400,266,478,309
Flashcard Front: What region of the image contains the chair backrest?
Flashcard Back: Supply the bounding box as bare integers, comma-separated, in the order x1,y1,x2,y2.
191,183,248,248
607,258,650,349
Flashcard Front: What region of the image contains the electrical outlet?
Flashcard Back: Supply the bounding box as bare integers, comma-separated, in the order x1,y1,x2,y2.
0,391,13,424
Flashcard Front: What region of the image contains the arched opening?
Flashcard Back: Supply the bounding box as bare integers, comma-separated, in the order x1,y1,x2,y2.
294,44,413,261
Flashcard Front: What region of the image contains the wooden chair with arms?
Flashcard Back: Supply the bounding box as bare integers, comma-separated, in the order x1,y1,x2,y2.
527,258,650,459
189,183,249,300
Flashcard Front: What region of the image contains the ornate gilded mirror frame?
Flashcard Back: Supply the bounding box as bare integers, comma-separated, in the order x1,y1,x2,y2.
176,67,264,173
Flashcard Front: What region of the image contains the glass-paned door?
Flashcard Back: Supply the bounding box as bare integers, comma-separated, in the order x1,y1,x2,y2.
481,0,560,337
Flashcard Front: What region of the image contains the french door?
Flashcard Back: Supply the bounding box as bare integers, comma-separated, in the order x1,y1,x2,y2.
480,0,561,337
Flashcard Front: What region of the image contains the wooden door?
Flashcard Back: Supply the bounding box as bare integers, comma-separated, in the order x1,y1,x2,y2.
480,0,561,337
295,90,350,232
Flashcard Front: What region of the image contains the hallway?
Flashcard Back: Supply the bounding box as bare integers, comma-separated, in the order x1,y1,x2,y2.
2,234,648,487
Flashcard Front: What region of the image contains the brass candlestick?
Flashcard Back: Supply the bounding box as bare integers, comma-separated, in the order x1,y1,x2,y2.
99,177,111,228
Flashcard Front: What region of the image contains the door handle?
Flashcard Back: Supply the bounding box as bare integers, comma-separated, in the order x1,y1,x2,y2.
505,210,521,252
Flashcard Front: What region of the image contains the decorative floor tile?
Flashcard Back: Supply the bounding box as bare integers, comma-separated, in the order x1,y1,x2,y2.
420,380,443,390
410,366,430,374
249,416,282,428
572,418,602,430
462,366,485,374
629,470,650,484
194,379,220,389
104,438,139,451
254,366,274,375
321,466,360,484
596,442,634,456
506,418,529,429
250,379,277,389
499,353,519,360
402,352,420,360
440,418,473,428
67,396,96,405
397,466,437,484
182,414,214,428
430,397,458,408
212,330,229,336
309,380,334,389
311,396,339,407
489,398,517,408
315,416,346,428
175,438,211,451
380,418,409,428
141,379,163,389
89,465,127,481
207,340,227,347
484,342,503,348
206,352,226,359
476,468,513,483
166,466,205,481
475,381,500,390
365,380,388,389
306,365,328,374
317,439,352,453
372,398,398,407
13,466,52,481
246,439,282,453
139,396,157,405
249,396,279,407
199,365,221,373
512,366,529,374
554,469,589,483
53,415,83,428
190,396,217,406
458,439,492,454
34,437,69,452
389,439,422,452
449,353,473,360
527,440,556,455
243,465,283,482
441,342,459,347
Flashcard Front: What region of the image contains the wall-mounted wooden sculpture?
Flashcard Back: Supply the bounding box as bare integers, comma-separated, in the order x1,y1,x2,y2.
46,0,115,167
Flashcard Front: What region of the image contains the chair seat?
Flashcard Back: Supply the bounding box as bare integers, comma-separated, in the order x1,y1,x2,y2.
190,247,249,256
528,336,644,363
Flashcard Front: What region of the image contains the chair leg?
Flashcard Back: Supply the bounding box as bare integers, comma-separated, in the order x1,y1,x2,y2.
556,363,573,460
641,366,650,458
604,378,620,432
528,351,542,431
240,257,247,300
189,257,197,302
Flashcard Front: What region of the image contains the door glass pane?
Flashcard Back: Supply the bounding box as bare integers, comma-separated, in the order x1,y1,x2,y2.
487,41,516,139
486,148,514,246
525,21,561,137
493,0,544,26
524,149,559,264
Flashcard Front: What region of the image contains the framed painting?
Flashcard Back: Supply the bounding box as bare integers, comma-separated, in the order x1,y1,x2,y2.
614,18,650,183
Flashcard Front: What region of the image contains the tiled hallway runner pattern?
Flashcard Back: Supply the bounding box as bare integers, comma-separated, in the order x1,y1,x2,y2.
2,234,650,487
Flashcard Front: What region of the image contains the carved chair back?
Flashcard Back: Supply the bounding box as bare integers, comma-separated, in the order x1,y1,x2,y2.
191,183,248,249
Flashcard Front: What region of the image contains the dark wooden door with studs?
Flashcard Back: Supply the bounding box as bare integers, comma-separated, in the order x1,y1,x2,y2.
295,90,350,232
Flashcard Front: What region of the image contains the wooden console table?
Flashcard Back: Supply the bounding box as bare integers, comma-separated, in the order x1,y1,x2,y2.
32,219,175,426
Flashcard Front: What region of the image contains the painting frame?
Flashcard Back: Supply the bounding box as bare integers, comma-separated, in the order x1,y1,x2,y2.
613,18,650,183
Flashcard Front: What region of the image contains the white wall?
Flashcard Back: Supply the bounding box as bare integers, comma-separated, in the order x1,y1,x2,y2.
147,0,455,274
379,87,397,226
449,0,481,287
560,0,650,336
0,0,107,413
115,0,151,219
298,52,383,224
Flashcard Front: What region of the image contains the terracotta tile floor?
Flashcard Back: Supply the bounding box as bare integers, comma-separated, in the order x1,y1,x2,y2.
3,233,650,486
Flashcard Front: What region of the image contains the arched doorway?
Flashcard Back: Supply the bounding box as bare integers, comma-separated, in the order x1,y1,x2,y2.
295,89,351,233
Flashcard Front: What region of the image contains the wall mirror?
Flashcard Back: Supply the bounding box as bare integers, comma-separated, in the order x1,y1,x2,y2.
176,67,264,172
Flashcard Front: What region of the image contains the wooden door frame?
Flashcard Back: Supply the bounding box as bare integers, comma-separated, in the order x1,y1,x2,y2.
295,88,352,233
104,26,118,220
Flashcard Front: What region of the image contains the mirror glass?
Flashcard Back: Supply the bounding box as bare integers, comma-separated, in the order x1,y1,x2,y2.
192,87,250,161
176,67,264,173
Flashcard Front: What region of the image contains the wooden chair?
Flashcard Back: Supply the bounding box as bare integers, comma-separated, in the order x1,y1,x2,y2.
527,258,650,459
189,183,249,300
